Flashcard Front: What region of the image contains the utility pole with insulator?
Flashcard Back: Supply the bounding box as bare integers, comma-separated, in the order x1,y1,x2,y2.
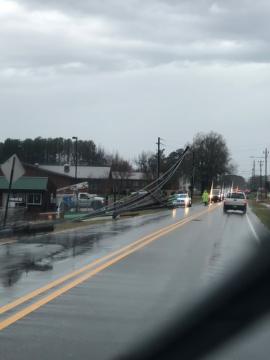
263,148,269,198
252,160,256,191
191,150,195,200
258,160,264,194
157,137,161,180
250,155,264,191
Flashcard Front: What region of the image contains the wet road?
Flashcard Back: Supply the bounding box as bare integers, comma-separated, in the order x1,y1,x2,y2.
0,203,267,359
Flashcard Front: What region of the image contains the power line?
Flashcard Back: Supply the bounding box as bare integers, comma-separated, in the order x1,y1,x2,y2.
77,146,190,219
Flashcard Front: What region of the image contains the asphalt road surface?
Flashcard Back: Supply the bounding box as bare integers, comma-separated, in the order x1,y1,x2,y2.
0,203,268,360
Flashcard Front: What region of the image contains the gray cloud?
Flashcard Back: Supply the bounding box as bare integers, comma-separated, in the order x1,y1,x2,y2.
0,0,270,176
1,0,270,77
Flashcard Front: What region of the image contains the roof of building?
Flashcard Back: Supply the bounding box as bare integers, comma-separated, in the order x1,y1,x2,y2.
0,177,48,191
37,165,111,179
112,171,146,180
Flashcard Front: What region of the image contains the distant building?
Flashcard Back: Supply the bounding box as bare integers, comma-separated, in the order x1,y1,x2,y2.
112,171,148,194
23,164,112,195
0,161,152,207
27,165,149,195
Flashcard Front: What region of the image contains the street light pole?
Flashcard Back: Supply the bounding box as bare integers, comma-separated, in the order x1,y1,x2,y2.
72,136,78,212
72,137,78,180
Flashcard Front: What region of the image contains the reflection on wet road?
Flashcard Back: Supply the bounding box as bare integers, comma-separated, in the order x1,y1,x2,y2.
0,203,267,360
0,206,195,305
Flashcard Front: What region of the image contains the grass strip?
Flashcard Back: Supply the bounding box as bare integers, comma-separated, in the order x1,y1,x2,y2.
249,200,270,231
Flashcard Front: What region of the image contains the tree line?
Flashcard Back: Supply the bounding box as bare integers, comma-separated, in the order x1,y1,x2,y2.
0,137,107,166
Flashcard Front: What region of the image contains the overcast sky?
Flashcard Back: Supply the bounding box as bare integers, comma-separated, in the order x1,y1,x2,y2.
1,0,270,177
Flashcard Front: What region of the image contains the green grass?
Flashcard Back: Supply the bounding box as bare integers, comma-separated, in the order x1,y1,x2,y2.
54,208,166,232
249,200,270,231
54,218,110,232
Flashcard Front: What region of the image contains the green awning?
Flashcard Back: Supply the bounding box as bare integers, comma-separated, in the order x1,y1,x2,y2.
0,177,48,191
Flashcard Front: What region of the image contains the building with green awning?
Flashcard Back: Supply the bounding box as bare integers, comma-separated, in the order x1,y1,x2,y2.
0,176,56,211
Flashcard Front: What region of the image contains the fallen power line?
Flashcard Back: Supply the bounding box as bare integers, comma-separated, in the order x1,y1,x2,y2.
76,146,190,221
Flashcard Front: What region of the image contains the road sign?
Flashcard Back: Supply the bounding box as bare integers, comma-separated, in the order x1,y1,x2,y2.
1,154,25,183
1,154,25,227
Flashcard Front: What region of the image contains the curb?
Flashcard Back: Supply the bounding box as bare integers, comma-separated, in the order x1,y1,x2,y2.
0,238,17,246
0,228,13,239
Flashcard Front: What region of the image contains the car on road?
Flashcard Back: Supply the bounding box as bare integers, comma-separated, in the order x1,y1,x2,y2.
210,188,222,203
223,191,247,214
168,193,192,208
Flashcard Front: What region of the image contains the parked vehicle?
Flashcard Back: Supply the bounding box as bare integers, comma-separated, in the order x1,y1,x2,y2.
57,193,105,211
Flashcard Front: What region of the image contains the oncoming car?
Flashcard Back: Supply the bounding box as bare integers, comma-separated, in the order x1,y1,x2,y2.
168,193,192,208
210,188,222,203
223,192,247,214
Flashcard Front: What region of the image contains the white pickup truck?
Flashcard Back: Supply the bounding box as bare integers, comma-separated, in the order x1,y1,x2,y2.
58,193,105,211
223,192,247,214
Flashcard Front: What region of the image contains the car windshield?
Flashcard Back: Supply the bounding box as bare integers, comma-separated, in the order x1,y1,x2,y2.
0,1,270,360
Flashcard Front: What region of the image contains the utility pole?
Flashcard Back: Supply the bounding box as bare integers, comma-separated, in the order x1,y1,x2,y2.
250,155,264,192
263,148,269,198
258,160,264,192
191,151,195,200
251,160,255,191
157,137,161,180
156,137,164,180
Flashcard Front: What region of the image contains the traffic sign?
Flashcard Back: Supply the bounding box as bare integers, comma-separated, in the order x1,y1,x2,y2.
1,154,25,183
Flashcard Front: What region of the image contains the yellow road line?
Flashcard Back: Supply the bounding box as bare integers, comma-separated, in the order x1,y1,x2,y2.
0,208,211,315
0,205,217,330
0,212,198,315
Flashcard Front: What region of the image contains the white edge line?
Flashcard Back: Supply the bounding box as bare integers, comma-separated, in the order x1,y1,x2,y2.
246,213,260,244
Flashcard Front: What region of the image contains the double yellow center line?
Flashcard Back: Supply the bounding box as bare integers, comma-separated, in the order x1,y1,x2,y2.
0,205,217,331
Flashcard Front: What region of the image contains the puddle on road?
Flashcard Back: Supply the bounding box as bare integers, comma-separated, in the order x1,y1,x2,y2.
0,211,173,290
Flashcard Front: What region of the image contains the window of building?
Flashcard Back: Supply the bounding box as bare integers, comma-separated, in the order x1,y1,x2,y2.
27,193,42,205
